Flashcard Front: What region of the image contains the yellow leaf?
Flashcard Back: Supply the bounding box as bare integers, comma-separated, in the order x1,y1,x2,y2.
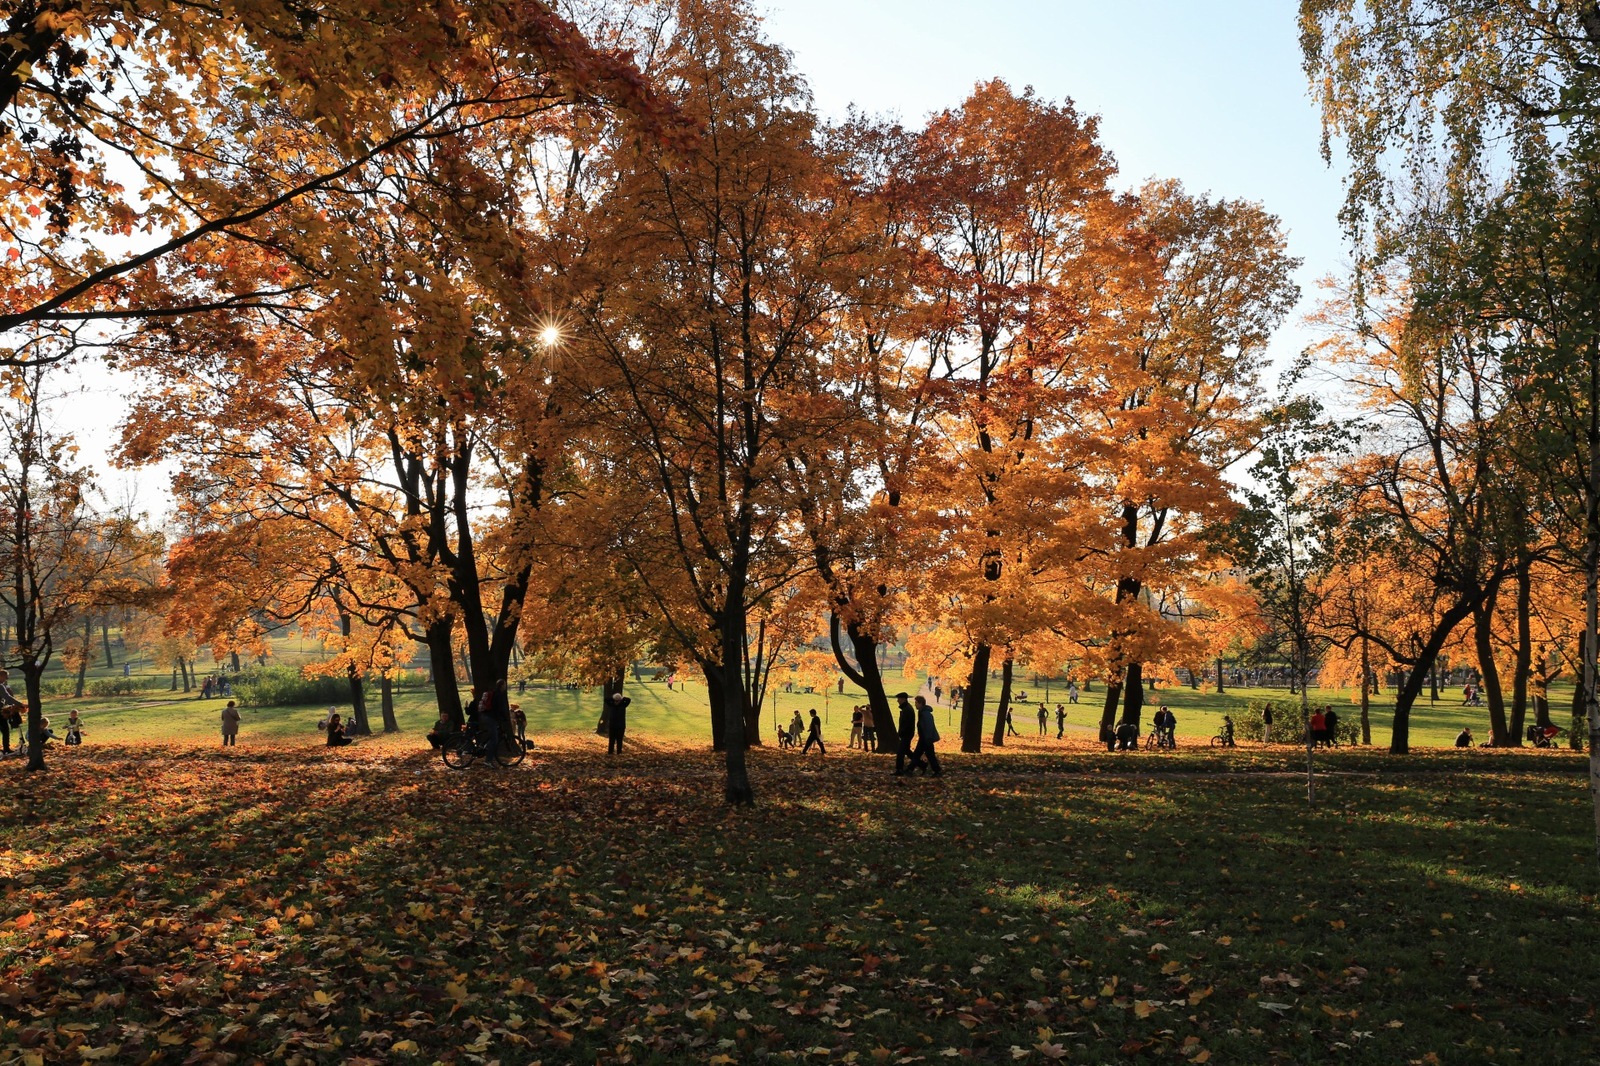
313,990,333,1006
444,981,469,1003
1134,1000,1156,1018
391,1039,419,1053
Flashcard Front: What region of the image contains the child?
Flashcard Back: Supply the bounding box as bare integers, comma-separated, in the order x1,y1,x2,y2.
65,710,84,746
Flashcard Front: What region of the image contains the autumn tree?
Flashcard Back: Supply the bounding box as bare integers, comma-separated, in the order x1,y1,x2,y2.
1092,180,1299,743
1,0,668,364
0,361,157,769
571,0,854,803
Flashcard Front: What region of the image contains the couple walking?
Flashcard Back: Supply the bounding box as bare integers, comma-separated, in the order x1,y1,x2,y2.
892,692,942,777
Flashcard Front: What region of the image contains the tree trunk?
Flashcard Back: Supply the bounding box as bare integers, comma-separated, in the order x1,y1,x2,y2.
960,643,992,753
170,665,178,692
1472,592,1511,746
990,655,1014,746
231,650,241,672
340,612,372,735
101,621,114,669
1098,678,1122,745
1533,648,1552,730
1574,635,1588,751
1216,657,1225,695
1391,598,1476,753
426,616,464,728
1119,661,1145,731
380,673,398,732
703,661,726,752
1509,558,1533,745
73,614,92,698
1359,634,1372,745
719,594,754,805
179,658,191,693
22,663,46,772
830,611,895,753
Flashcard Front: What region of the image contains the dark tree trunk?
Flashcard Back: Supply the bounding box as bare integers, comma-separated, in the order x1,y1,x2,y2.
22,663,46,772
719,593,754,804
1509,558,1533,745
380,673,398,732
1216,657,1225,695
1533,649,1552,730
830,611,895,752
1574,635,1587,750
1120,661,1145,732
1472,593,1511,745
231,650,241,672
73,614,92,698
340,614,372,736
1359,635,1372,745
1098,678,1122,744
426,616,464,728
960,643,992,753
703,662,726,752
170,665,178,692
990,655,1014,746
179,658,191,693
1391,598,1476,753
101,621,113,669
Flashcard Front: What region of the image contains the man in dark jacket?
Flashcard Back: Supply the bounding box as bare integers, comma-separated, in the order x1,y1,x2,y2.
906,694,943,776
893,692,916,776
1322,706,1340,747
607,691,630,755
803,708,826,754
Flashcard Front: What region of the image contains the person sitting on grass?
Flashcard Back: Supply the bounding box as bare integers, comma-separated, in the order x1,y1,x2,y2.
65,709,84,746
1455,726,1474,748
427,713,451,750
326,712,353,747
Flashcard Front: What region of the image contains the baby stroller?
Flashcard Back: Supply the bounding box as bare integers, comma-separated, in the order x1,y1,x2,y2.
1526,723,1563,748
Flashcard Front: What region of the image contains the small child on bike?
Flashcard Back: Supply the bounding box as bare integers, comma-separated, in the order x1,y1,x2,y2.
1220,714,1235,747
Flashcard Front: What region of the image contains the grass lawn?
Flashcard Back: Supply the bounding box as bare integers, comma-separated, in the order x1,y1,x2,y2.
45,671,1573,754
1,734,1595,1064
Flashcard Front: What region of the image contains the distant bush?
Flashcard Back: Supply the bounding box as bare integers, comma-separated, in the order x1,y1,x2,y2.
233,667,350,708
1235,699,1361,746
40,675,163,698
88,676,162,697
384,668,431,689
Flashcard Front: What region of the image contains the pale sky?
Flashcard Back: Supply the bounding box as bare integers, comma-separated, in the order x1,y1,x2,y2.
76,1,1351,520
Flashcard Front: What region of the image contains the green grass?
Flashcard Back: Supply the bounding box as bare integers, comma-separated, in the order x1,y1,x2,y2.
0,738,1594,1064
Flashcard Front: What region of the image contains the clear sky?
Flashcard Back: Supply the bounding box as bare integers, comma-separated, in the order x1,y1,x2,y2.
761,0,1349,368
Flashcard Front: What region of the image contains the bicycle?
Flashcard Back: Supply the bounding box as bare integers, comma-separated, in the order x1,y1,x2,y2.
1144,729,1176,751
1210,731,1236,748
439,721,526,770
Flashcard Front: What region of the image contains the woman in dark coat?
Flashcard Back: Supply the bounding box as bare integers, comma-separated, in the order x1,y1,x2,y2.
607,691,630,755
892,693,916,776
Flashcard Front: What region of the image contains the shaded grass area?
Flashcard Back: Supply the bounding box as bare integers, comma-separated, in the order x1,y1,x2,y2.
1,737,1595,1064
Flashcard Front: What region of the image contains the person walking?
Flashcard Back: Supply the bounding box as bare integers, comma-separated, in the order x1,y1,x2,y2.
607,691,630,755
906,695,942,776
221,701,240,747
1004,706,1019,737
1055,703,1067,739
1036,703,1047,736
893,692,916,776
1262,703,1274,745
1323,706,1340,747
803,709,827,754
1067,681,1079,704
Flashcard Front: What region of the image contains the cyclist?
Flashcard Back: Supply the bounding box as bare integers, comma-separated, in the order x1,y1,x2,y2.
1218,715,1235,747
1154,705,1176,749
